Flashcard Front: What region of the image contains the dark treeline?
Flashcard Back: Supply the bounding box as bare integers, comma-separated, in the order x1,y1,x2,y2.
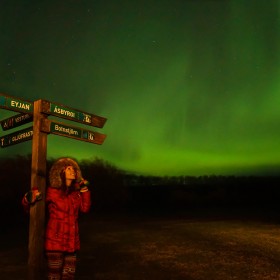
1,155,280,226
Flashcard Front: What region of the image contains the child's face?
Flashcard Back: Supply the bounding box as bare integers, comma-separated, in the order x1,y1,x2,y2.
64,165,76,181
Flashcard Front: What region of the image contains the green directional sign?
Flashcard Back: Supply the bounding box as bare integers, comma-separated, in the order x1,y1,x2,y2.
0,93,33,113
51,122,82,138
41,100,107,128
0,126,33,148
1,113,33,131
41,119,106,145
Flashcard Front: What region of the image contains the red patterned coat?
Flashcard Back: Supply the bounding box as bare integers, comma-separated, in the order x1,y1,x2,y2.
44,187,91,253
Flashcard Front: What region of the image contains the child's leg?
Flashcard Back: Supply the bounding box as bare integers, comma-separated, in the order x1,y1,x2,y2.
46,251,64,280
62,253,77,280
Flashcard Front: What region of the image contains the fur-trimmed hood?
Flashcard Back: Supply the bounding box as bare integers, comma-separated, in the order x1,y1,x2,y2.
49,157,82,188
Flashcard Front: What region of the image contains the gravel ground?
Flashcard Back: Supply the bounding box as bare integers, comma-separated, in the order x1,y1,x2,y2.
1,212,280,280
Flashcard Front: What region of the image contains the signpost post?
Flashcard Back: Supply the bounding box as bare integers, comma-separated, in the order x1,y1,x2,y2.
0,94,107,279
28,100,48,279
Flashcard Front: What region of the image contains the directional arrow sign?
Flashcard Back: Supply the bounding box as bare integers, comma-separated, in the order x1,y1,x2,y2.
1,113,33,131
0,93,33,113
41,119,106,145
0,126,33,148
41,100,107,128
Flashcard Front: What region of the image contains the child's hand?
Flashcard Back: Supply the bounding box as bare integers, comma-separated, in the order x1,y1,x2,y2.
25,187,42,204
75,178,90,192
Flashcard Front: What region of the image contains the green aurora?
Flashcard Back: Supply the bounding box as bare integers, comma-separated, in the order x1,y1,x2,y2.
0,1,280,176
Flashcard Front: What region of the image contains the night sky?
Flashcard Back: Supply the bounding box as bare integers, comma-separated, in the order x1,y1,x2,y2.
1,0,280,176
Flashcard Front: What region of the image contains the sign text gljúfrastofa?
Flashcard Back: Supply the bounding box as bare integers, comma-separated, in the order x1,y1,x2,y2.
0,126,33,148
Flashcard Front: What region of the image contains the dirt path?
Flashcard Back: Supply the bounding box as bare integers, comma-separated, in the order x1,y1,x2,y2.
1,213,280,279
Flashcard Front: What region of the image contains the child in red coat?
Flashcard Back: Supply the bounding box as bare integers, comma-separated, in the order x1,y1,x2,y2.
22,157,91,279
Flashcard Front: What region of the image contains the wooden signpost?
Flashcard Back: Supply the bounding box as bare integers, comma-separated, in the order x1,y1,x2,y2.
0,93,107,279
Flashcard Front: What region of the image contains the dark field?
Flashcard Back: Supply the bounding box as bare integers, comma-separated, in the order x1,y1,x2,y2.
1,211,280,280
1,157,280,279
